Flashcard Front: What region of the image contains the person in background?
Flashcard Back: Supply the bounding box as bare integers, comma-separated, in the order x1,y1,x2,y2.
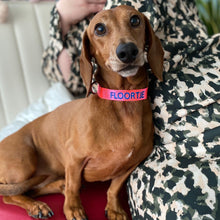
42,0,106,96
42,0,220,219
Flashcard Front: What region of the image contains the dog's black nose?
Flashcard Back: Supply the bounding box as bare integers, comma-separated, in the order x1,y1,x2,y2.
116,42,138,63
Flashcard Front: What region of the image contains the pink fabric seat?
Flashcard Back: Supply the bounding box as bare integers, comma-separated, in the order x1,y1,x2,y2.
0,181,131,220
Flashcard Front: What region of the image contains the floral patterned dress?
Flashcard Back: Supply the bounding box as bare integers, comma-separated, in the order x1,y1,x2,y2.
42,0,220,219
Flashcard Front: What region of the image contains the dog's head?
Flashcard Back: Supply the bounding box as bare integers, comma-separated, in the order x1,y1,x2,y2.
80,5,164,96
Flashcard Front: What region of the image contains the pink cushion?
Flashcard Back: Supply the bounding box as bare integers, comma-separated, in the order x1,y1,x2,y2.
0,181,131,220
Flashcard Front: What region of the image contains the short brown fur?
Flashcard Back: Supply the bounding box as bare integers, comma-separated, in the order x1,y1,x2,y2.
0,5,163,220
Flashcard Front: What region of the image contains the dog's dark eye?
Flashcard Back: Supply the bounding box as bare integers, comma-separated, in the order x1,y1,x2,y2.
94,23,106,36
130,15,140,27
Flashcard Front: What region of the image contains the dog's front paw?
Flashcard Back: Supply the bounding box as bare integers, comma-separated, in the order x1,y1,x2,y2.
28,201,54,219
64,205,87,220
105,207,128,220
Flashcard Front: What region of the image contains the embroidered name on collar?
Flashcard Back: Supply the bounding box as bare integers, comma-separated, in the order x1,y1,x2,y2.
97,84,148,101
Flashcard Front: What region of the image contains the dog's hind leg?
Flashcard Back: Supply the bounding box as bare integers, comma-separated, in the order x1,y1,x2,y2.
28,178,65,198
0,131,38,193
3,195,54,219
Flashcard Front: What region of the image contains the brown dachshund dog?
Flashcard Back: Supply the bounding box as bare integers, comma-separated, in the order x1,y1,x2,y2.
0,5,163,220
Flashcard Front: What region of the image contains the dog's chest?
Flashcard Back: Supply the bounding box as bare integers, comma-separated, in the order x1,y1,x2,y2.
78,100,152,182
83,123,144,182
84,148,136,182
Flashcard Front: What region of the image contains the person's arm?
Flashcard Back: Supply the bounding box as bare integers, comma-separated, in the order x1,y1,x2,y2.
57,0,106,38
42,0,106,95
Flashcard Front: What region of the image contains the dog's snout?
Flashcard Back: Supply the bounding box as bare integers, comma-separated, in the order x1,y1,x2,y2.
116,43,138,63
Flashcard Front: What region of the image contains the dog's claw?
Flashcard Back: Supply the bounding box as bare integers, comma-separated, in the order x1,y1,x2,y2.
48,210,54,217
30,210,54,219
39,211,43,218
30,214,39,219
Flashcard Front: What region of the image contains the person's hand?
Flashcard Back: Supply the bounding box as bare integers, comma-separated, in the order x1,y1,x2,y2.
57,0,106,36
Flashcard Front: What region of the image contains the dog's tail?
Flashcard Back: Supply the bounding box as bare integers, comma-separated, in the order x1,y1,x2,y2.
0,175,47,196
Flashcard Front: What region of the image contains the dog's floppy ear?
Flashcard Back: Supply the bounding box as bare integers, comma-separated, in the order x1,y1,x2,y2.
144,16,164,81
80,30,93,97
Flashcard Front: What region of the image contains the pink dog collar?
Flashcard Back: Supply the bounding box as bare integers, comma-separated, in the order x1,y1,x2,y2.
97,84,148,101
